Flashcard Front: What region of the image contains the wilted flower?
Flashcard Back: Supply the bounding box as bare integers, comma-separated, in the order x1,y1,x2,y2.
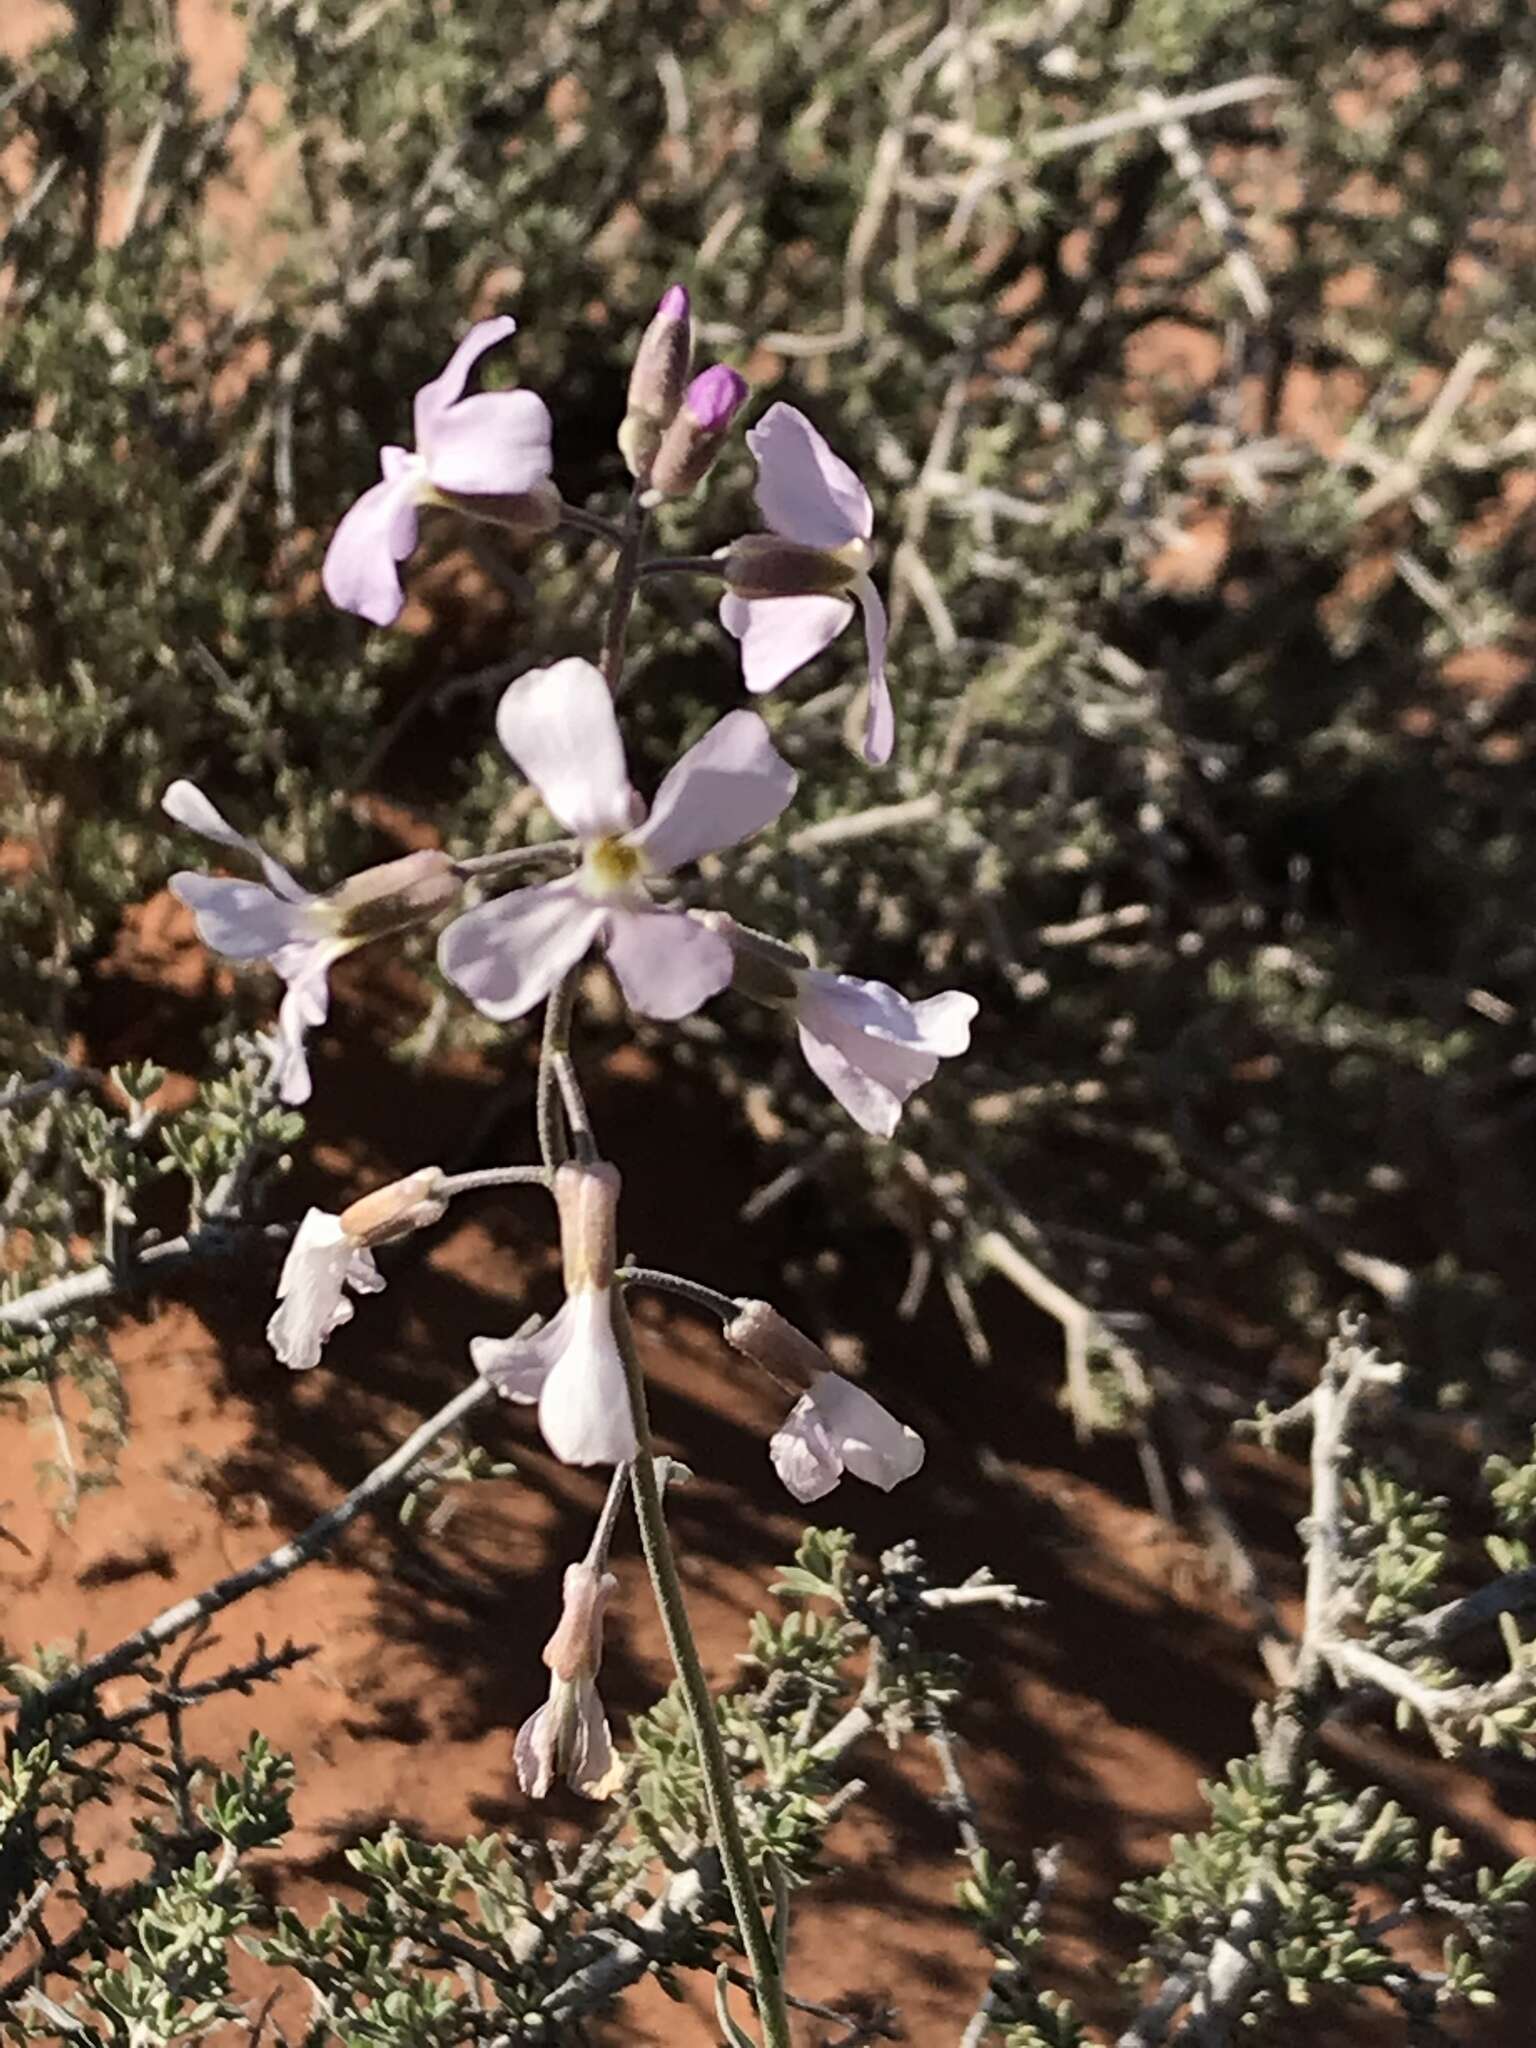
724,1298,924,1503
471,1161,637,1466
438,659,796,1022
268,1168,448,1371
515,1561,623,1800
650,364,749,497
719,403,892,765
323,317,558,627
794,970,977,1138
164,780,460,1104
619,284,692,480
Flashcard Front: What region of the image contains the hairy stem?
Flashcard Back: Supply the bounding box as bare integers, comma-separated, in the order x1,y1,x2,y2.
600,489,648,688
537,971,580,1171
613,1297,792,2048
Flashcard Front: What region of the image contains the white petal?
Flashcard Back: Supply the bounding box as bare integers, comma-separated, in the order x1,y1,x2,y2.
748,403,873,547
853,574,894,766
807,1370,924,1491
413,316,518,445
471,1306,572,1403
169,874,316,960
438,880,603,1021
795,972,975,1136
266,1209,370,1371
494,660,636,841
264,953,333,1106
321,468,421,627
603,907,733,1021
719,591,852,696
632,709,798,873
537,1289,638,1466
425,389,554,496
163,779,310,902
568,1684,620,1799
514,1698,558,1799
769,1394,844,1502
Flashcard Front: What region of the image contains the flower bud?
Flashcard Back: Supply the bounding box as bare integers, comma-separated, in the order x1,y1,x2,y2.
326,849,461,941
649,365,748,498
433,476,563,536
339,1166,449,1249
724,1298,830,1393
619,284,692,480
542,1560,614,1682
554,1159,621,1294
720,533,868,600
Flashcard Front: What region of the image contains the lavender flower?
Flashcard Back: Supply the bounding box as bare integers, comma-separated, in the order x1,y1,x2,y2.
794,970,978,1138
323,317,557,627
719,403,893,764
164,780,459,1104
438,659,796,1023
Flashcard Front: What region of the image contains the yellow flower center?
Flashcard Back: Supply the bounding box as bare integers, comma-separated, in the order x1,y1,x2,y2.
581,835,646,899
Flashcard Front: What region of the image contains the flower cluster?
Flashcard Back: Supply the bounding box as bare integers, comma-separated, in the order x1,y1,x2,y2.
162,287,977,1522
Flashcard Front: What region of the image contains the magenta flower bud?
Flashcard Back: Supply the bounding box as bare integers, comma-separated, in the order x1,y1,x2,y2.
619,284,693,480
649,365,749,498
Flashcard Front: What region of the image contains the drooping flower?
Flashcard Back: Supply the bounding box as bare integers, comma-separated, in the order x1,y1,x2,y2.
267,1168,448,1371
718,403,893,765
515,1561,623,1800
164,780,460,1105
794,970,978,1139
438,659,796,1023
724,1298,925,1503
649,364,749,498
471,1161,637,1466
323,317,558,627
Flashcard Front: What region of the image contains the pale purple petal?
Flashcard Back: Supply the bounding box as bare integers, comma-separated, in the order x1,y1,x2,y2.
412,316,518,445
266,1208,381,1371
346,1247,387,1296
438,879,603,1022
854,574,894,766
163,780,310,903
807,1370,924,1490
603,907,732,1021
471,1305,572,1402
769,1395,844,1502
570,1685,618,1797
322,467,421,627
266,954,332,1106
514,1699,558,1799
169,874,316,961
719,592,852,696
494,660,636,841
748,403,872,547
632,709,798,873
424,389,554,496
538,1289,638,1466
796,972,976,1136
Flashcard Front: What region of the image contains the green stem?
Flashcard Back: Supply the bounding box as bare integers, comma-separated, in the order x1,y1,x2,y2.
537,971,579,1171
613,1298,792,2048
601,489,648,688
637,553,726,579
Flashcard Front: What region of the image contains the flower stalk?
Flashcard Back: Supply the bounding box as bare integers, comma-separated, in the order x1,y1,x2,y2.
613,1294,793,2048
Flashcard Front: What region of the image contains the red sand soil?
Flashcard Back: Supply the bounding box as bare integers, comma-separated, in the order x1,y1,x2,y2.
6,895,1536,2045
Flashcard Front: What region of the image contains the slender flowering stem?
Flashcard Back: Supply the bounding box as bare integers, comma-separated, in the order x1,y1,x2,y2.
613,1296,792,2048
600,488,648,688
618,1265,736,1322
554,1052,597,1162
636,554,726,579
436,1166,552,1197
583,1462,630,1573
557,500,625,546
453,839,578,877
538,971,580,1171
